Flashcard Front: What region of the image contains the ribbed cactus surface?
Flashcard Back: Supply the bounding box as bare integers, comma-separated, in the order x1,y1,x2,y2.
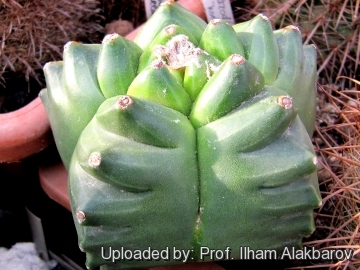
41,1,321,269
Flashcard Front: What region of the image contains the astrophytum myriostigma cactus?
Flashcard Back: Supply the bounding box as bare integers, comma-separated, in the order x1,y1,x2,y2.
40,1,321,269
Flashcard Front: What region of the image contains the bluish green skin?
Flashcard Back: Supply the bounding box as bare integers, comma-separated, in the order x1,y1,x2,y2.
70,97,198,269
127,61,192,116
199,19,244,61
233,14,279,85
183,52,221,101
134,1,206,50
190,55,265,128
41,43,105,170
272,26,317,135
197,88,319,253
41,2,321,269
97,34,143,98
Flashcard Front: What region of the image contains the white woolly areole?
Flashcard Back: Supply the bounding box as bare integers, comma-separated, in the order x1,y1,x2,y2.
154,34,204,69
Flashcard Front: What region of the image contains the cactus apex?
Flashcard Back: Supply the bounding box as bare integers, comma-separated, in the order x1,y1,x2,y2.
64,40,80,50
210,19,222,25
161,0,176,6
277,96,293,109
88,152,101,168
258,13,269,21
284,25,300,32
116,95,133,110
76,210,86,224
313,156,318,165
230,54,245,65
102,33,121,43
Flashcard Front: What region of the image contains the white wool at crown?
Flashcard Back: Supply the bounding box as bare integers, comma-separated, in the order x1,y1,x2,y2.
0,242,55,270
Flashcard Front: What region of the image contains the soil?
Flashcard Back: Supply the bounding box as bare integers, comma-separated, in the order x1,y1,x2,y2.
0,0,147,114
0,70,45,113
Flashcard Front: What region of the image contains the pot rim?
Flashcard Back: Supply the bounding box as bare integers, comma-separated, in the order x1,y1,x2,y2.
0,96,53,163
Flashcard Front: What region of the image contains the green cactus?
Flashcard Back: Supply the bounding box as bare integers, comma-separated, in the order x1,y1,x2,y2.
40,1,321,269
241,0,359,88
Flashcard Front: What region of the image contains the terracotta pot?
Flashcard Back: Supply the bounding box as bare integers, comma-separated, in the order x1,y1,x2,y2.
39,161,70,210
0,96,53,163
